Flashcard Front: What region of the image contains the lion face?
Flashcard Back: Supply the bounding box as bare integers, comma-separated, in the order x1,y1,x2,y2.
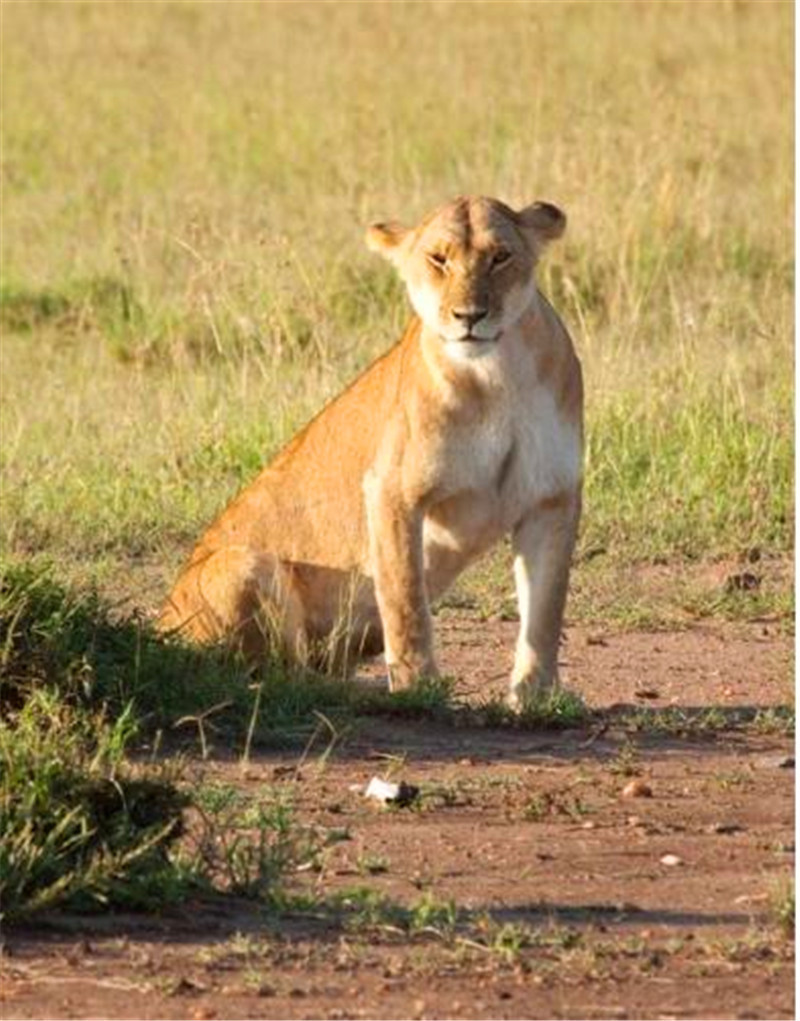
367,196,565,357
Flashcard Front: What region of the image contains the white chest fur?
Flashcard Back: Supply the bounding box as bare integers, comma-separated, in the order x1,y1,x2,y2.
442,329,578,502
422,327,581,573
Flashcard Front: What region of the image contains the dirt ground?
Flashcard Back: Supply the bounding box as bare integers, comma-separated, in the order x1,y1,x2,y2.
2,616,794,1021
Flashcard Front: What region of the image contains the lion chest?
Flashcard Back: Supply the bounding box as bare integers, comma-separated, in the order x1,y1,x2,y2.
422,358,581,582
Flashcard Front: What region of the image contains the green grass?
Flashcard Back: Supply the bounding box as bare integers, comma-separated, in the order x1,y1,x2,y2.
0,561,330,922
0,562,340,922
0,689,190,921
0,698,327,921
0,559,322,746
0,560,588,742
0,276,146,360
280,884,583,962
523,788,592,823
612,704,795,738
473,688,590,730
770,878,795,938
583,381,792,562
1,353,791,585
0,1,793,605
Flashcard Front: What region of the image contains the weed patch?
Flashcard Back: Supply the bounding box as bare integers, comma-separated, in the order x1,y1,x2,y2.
356,675,457,721
768,878,795,938
187,789,323,899
0,691,189,922
474,688,590,730
281,885,582,963
0,559,356,749
614,704,795,738
523,789,592,823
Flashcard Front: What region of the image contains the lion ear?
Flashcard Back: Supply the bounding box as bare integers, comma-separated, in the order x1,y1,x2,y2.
516,201,567,249
365,220,410,262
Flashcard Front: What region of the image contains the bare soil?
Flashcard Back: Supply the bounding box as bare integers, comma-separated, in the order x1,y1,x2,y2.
2,616,794,1021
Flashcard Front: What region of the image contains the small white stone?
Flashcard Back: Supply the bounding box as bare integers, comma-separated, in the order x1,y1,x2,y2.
363,776,420,806
365,777,401,802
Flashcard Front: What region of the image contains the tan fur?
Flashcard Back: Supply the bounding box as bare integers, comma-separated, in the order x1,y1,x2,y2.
160,195,583,706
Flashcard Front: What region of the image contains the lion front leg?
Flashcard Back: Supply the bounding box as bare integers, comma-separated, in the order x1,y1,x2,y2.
363,473,438,690
508,492,581,710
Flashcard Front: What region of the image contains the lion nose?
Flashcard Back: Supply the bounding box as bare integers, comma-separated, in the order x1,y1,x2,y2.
452,307,488,331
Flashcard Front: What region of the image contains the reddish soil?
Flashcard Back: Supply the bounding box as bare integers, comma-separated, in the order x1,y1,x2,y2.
2,617,794,1021
441,616,792,709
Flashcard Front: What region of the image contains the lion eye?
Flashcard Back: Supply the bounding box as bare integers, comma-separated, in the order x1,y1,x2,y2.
427,252,448,271
491,249,512,269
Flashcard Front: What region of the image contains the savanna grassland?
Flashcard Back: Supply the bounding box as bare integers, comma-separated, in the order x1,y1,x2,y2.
0,3,794,1019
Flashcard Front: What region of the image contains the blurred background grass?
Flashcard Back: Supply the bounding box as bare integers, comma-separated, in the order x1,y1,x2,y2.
0,0,793,611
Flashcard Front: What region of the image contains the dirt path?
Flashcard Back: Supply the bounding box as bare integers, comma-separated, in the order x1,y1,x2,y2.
441,615,792,708
3,620,794,1020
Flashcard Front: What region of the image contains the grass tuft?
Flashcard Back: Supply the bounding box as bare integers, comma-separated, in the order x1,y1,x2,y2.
769,878,795,938
476,688,590,731
0,690,189,922
357,675,457,720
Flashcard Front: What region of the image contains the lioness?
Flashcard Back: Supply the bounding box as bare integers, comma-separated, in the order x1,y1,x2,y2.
160,195,582,707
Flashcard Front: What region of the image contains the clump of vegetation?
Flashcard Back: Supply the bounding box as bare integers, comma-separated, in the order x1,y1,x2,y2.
0,559,358,748
0,571,332,924
0,691,189,921
475,688,590,730
281,884,582,963
187,786,324,900
0,562,347,921
523,789,591,822
770,878,795,938
356,674,457,721
0,685,326,922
